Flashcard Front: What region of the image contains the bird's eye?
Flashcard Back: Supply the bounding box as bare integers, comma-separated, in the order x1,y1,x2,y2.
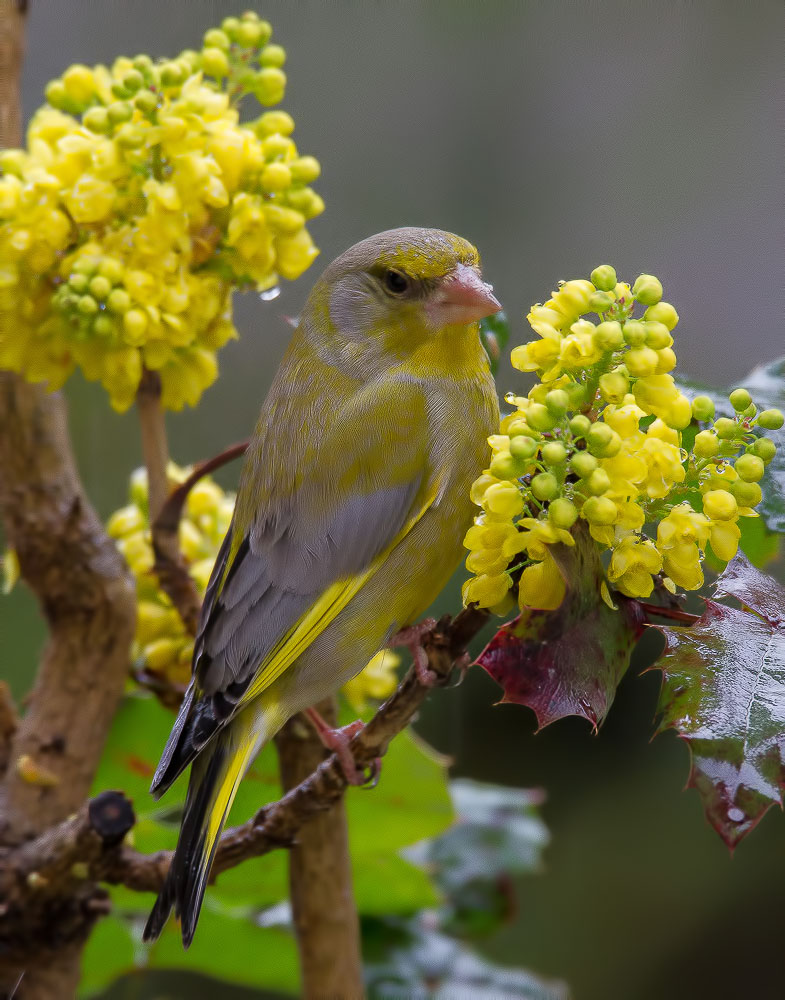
382,269,411,295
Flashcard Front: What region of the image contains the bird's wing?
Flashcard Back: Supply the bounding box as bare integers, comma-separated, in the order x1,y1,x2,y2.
151,376,438,795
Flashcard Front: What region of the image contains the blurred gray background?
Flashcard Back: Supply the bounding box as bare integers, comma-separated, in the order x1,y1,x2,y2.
4,1,785,998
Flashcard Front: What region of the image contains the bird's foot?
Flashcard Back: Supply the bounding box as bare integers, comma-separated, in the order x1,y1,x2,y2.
304,709,377,786
390,618,439,687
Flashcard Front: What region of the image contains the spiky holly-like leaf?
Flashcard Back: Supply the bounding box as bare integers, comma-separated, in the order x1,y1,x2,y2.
477,526,645,729
653,553,785,847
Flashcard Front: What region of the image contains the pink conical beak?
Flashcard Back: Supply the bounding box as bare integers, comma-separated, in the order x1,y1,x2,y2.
428,264,502,327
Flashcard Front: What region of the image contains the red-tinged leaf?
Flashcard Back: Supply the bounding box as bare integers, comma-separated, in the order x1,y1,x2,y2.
653,553,785,848
477,526,645,729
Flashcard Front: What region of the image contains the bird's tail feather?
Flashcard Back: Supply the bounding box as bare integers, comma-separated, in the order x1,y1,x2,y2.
143,709,263,947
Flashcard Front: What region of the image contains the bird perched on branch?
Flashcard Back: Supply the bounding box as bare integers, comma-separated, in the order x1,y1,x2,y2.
143,227,501,946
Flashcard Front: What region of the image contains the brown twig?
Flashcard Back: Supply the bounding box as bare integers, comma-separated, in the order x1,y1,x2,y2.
0,682,18,777
135,369,170,523
637,602,701,625
149,439,248,637
0,608,489,911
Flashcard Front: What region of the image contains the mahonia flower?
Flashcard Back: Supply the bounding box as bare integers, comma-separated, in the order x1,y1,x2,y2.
108,464,396,706
464,265,783,612
0,11,323,411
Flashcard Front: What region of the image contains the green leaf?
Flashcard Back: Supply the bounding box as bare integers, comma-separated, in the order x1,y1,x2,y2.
478,525,645,729
78,915,136,997
353,853,439,915
652,553,785,847
479,310,510,375
346,727,453,855
146,908,300,995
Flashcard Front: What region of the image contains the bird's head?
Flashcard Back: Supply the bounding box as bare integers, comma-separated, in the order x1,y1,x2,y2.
304,227,501,371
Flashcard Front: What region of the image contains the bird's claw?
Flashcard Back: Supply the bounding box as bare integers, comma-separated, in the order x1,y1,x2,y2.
391,618,440,687
304,710,372,786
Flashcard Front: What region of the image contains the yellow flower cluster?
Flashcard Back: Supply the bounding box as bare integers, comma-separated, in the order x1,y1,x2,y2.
464,267,783,612
108,464,400,707
0,11,323,411
107,463,234,686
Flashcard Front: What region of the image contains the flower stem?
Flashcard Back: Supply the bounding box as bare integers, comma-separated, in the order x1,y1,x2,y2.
136,368,170,521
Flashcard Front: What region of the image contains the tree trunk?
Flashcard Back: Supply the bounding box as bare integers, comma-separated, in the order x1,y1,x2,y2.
276,699,365,1000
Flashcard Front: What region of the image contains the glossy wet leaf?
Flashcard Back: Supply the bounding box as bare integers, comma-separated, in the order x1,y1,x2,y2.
478,527,645,729
479,310,510,375
653,553,785,847
363,915,568,1000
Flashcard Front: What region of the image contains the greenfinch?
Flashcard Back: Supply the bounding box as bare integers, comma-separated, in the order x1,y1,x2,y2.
144,227,500,946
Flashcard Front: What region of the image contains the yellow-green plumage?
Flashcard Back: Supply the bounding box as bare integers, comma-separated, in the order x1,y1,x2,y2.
143,228,500,946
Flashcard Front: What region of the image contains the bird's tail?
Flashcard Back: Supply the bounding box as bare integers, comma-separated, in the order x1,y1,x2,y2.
143,706,264,947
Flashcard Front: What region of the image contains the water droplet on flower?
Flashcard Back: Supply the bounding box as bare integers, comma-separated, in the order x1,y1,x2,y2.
504,392,517,404
259,286,280,301
679,448,689,462
728,806,745,823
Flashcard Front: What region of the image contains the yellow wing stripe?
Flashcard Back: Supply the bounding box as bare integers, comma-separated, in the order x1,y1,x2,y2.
239,493,436,707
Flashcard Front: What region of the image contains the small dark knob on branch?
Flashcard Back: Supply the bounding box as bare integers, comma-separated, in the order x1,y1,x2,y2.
88,791,135,846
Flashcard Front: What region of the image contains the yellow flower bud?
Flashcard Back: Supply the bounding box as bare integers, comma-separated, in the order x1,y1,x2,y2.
62,64,96,105
622,321,647,347
106,505,145,539
289,156,321,184
625,347,660,378
582,496,617,525
518,556,565,611
590,265,617,292
255,110,295,136
201,47,229,77
123,309,148,344
463,572,512,608
655,348,677,374
644,302,679,330
484,482,524,516
693,430,719,458
734,453,764,483
254,67,286,105
632,274,663,306
702,490,738,521
599,370,629,404
143,637,182,671
594,321,624,351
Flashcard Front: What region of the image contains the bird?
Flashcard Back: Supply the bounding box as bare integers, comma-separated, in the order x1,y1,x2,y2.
143,226,501,946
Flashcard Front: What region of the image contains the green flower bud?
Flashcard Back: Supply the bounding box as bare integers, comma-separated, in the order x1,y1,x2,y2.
588,291,614,313
585,468,611,495
132,54,153,70
507,420,538,439
545,389,570,415
644,302,679,330
632,274,663,306
122,69,144,93
45,79,69,110
751,437,777,464
88,275,111,300
111,81,131,100
570,451,597,478
622,320,647,347
691,395,715,421
134,89,159,115
160,62,186,87
731,479,763,507
489,451,521,480
93,314,115,337
714,417,739,439
204,28,231,50
201,47,229,77
289,156,321,184
549,498,578,529
758,408,784,430
83,107,110,133
250,17,273,46
221,16,242,39
510,435,538,459
77,294,98,316
594,321,624,351
644,321,673,350
590,265,617,292
564,382,587,410
107,288,131,314
569,414,592,437
68,272,89,293
693,430,719,458
526,403,556,432
599,370,629,404
107,101,133,124
541,441,567,466
729,388,752,412
254,67,286,105
586,423,621,458
734,453,764,483
531,472,559,501
582,495,617,525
